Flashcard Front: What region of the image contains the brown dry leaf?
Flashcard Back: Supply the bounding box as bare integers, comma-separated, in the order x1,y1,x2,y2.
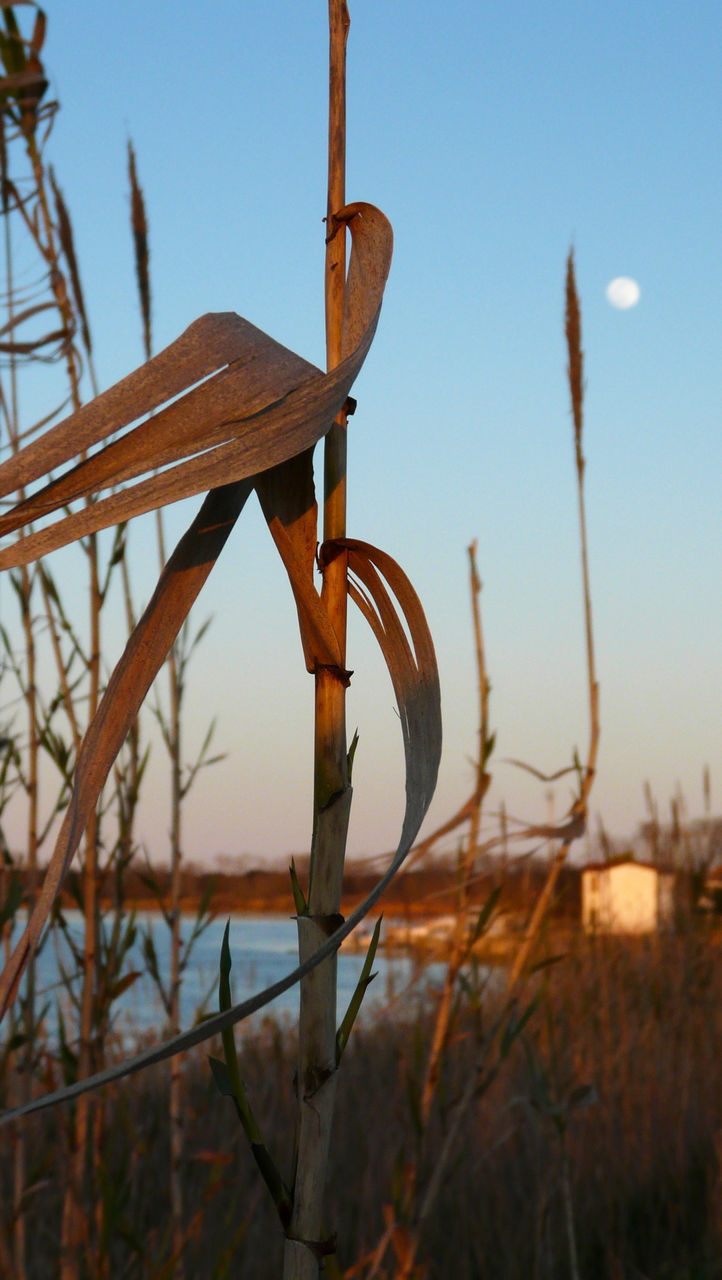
0,326,69,355
0,482,253,1016
336,539,442,846
0,537,441,1122
0,204,393,569
0,298,56,339
256,203,395,676
255,448,340,674
0,204,392,1017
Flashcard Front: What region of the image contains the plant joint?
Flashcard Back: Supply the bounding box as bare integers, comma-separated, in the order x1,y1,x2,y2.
284,1231,337,1261
324,205,358,244
313,661,352,688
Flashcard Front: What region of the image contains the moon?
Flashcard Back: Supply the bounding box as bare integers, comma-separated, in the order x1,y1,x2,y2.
606,277,640,309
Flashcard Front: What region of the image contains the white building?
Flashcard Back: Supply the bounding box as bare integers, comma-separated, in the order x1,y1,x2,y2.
581,858,676,934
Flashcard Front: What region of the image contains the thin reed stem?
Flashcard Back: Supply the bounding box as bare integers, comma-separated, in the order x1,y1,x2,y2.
2,105,36,1280
505,250,599,995
128,137,185,1276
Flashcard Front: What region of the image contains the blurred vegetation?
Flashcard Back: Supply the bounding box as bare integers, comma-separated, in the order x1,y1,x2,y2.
2,924,722,1277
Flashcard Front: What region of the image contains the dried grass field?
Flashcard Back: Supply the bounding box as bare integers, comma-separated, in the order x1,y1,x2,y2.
4,925,722,1279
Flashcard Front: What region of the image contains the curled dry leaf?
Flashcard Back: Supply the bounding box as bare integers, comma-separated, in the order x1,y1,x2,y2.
0,203,392,1017
0,199,442,1129
0,537,441,1124
0,203,393,568
0,481,253,1018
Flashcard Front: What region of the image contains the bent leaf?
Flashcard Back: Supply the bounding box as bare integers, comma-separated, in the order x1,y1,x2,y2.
0,203,392,569
0,203,393,1017
0,481,253,1017
331,538,442,847
0,538,441,1122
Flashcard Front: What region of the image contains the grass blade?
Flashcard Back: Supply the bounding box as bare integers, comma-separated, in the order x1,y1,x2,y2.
335,915,381,1063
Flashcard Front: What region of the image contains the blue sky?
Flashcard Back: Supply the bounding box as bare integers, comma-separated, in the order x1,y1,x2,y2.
2,1,721,865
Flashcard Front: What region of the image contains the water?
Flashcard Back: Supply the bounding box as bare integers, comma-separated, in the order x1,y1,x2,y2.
7,911,441,1050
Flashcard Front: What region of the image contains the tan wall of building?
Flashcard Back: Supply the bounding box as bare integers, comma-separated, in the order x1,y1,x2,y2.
582,862,674,934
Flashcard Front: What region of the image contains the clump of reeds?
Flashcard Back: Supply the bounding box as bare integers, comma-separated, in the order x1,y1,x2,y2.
0,7,153,1274
0,4,440,1278
4,924,722,1279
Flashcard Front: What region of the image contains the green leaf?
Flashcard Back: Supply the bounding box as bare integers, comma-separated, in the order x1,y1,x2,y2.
208,1054,234,1099
212,935,293,1228
500,993,540,1060
0,872,22,927
335,916,382,1064
289,858,307,916
217,924,262,1144
142,930,159,978
196,878,215,922
57,1007,78,1087
470,886,501,946
457,970,474,1001
219,921,233,1009
346,728,359,780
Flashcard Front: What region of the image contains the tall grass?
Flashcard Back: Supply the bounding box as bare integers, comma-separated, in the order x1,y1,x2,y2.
283,6,353,1274
126,136,224,1280
2,925,722,1278
0,3,632,1278
0,3,439,1276
0,9,150,1274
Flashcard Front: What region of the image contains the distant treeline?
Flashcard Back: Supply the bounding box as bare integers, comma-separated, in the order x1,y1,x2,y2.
9,856,584,919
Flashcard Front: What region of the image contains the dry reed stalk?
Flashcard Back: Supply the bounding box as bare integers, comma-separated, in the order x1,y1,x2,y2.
394,545,491,869
365,254,601,1280
0,30,65,1264
419,541,490,1127
0,16,143,1271
166,609,185,1280
0,99,35,1280
0,14,442,1277
0,196,396,1025
283,4,351,1277
39,146,101,1280
344,541,498,1280
0,20,101,1267
385,542,493,1280
504,249,599,993
45,166,116,1279
127,138,186,1279
61,554,102,1280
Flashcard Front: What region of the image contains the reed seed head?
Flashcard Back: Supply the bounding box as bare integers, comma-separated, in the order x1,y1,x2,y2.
50,166,90,356
565,249,584,471
127,139,151,361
